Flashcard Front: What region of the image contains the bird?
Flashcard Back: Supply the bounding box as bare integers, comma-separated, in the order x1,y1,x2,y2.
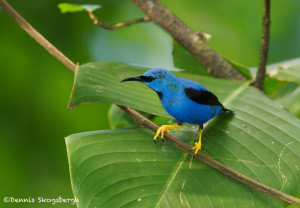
121,68,232,154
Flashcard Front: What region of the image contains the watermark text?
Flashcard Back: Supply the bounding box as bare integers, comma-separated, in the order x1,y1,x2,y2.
4,196,78,205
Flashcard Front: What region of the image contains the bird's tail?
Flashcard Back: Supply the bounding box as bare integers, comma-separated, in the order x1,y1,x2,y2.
222,107,234,114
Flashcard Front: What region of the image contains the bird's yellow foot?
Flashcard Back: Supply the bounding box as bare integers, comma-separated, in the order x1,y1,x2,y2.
192,128,203,155
153,125,182,143
192,142,201,154
154,125,170,143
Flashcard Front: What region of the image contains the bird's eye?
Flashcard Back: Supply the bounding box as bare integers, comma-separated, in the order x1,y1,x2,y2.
140,76,156,83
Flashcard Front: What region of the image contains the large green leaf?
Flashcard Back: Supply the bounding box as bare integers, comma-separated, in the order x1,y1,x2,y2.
68,62,300,207
66,127,196,208
66,116,300,208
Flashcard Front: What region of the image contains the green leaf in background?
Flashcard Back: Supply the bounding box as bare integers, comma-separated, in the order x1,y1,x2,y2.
264,58,300,118
68,61,300,207
172,40,252,79
108,104,137,129
58,3,101,14
108,104,173,129
281,86,300,118
287,203,300,208
224,57,252,79
265,78,300,118
267,58,300,85
172,40,209,75
264,77,292,99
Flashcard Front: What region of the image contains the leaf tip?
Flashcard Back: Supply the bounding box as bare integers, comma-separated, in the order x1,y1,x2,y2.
57,3,101,14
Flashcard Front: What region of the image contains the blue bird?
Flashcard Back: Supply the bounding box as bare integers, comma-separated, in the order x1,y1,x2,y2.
121,68,232,154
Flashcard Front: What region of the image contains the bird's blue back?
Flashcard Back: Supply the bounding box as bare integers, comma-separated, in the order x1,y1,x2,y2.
142,69,223,126
160,78,222,125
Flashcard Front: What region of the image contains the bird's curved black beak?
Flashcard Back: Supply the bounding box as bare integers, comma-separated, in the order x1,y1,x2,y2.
121,76,141,82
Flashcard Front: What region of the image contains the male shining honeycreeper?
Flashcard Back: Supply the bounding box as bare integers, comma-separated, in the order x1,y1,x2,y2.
121,68,232,154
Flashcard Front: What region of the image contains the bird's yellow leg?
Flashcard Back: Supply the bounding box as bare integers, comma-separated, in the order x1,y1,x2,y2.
154,125,182,142
192,129,203,154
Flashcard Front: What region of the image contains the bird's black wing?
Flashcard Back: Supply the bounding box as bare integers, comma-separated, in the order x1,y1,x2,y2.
184,87,222,106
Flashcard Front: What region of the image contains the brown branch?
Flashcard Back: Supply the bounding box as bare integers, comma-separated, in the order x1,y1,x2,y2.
1,0,300,206
253,0,271,91
131,0,246,80
87,11,150,30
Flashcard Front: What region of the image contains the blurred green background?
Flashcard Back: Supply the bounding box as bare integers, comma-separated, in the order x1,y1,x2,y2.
0,0,299,207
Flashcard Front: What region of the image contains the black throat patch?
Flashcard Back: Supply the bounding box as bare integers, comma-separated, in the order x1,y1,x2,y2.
156,91,163,100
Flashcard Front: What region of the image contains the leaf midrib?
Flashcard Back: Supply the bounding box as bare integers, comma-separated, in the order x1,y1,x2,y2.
155,154,187,207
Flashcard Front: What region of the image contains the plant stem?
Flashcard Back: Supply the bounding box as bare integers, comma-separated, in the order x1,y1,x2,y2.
87,11,150,30
87,10,212,42
131,0,246,80
1,0,299,206
253,0,271,91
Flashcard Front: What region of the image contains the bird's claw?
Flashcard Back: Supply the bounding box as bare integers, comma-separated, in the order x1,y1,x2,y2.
153,126,170,143
192,142,201,155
